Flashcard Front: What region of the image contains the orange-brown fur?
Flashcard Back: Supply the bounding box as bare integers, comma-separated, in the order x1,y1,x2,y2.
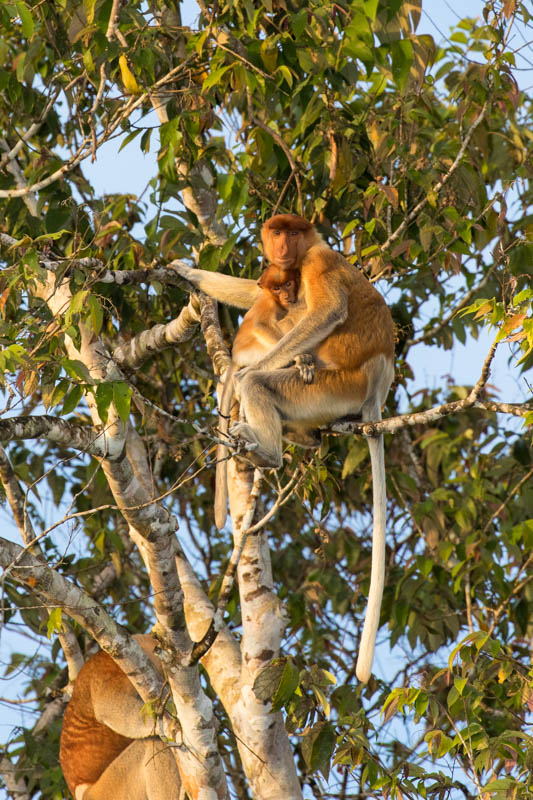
174,216,394,683
215,263,312,528
232,266,301,366
60,636,181,800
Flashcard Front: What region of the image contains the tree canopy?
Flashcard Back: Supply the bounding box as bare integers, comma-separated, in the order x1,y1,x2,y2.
0,0,532,798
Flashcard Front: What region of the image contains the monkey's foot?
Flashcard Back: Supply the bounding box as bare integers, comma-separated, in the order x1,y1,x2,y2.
293,353,315,384
283,428,322,448
229,423,282,468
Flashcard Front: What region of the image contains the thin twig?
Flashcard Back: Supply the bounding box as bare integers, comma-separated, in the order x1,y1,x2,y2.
482,466,533,535
247,92,303,214
0,90,61,168
106,0,128,46
407,263,498,347
380,100,489,253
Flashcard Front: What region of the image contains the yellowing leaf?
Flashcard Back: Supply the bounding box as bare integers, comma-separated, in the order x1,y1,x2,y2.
473,302,493,320
501,312,526,336
119,55,141,94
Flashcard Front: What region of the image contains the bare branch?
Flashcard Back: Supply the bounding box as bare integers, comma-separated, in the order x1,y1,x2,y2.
0,536,172,724
106,0,128,46
0,138,38,216
330,338,533,436
0,90,60,169
0,415,123,458
198,294,232,377
0,445,84,679
190,470,262,663
113,296,202,369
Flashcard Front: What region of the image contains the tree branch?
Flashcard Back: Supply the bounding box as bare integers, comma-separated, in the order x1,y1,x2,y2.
0,445,84,680
0,62,194,199
381,100,489,252
0,536,172,724
329,339,533,436
113,296,202,369
0,415,123,459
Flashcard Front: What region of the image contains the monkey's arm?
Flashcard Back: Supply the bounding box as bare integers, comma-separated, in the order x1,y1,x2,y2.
173,264,261,310
241,268,348,372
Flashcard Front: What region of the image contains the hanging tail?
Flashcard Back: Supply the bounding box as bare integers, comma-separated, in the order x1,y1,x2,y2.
214,365,236,529
355,406,387,684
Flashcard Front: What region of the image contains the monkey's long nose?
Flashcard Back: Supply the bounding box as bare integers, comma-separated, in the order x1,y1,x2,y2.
278,234,289,256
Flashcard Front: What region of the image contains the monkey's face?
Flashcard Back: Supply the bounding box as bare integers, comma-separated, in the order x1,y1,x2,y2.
270,279,298,306
264,227,306,268
278,280,298,306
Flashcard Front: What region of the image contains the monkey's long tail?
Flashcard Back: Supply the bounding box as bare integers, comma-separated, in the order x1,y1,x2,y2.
355,409,386,684
214,366,235,530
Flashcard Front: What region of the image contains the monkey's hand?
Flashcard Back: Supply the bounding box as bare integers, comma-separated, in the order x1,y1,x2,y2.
293,353,314,384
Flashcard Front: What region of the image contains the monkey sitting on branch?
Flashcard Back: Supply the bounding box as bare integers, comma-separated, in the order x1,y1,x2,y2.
59,636,182,800
215,262,315,529
175,214,395,683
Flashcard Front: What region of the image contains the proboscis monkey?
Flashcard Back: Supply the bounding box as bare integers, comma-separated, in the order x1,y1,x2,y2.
59,636,182,800
215,263,314,528
174,214,395,683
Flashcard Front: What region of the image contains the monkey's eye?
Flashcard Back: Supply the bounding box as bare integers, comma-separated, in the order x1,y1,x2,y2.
289,230,299,237
272,229,281,236
272,286,280,292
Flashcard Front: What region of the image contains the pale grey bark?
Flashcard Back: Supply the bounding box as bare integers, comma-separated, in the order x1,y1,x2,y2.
35,273,229,798
0,415,121,458
0,444,84,680
0,756,29,800
113,297,202,369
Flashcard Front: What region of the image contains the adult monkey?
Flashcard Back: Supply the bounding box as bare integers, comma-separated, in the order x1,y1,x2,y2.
175,214,395,683
60,636,182,800
215,263,314,529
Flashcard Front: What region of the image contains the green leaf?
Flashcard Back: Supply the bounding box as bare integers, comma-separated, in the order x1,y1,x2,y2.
34,229,71,242
310,722,337,780
119,129,143,152
61,384,83,416
16,2,34,38
276,65,293,88
342,442,368,478
484,778,516,791
253,660,286,702
202,64,234,92
88,296,103,335
70,290,89,315
83,0,96,24
61,360,90,383
271,659,299,711
363,0,379,21
82,47,95,73
95,383,113,423
391,39,413,90
47,608,63,639
113,382,132,424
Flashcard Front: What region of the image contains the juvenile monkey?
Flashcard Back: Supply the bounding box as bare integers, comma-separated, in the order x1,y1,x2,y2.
215,264,314,528
175,215,395,683
59,636,181,800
